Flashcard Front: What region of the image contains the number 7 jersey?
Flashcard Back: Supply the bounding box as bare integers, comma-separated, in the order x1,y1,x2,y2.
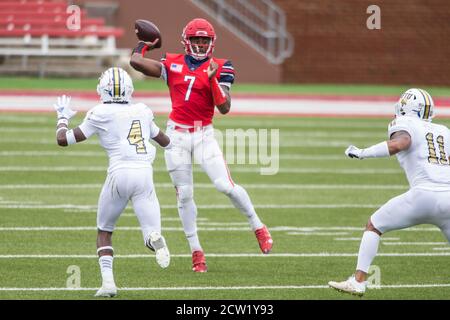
388,116,450,190
78,102,160,173
160,53,234,126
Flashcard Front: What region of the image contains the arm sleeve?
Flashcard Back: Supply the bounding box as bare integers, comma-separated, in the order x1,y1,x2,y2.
160,54,168,82
219,60,235,89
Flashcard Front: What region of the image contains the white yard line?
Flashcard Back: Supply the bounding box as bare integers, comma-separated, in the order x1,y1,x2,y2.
0,183,408,190
0,166,403,174
0,226,442,232
1,283,450,292
0,151,372,161
1,252,450,259
0,204,383,210
287,232,349,236
382,242,449,246
335,237,400,241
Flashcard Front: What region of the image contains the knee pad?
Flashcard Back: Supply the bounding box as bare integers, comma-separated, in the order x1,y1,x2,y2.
176,185,194,204
213,178,234,195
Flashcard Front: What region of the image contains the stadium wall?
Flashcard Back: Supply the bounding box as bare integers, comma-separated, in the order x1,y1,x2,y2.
274,0,450,86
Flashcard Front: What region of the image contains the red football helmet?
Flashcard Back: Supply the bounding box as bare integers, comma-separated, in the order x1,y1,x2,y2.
181,18,216,60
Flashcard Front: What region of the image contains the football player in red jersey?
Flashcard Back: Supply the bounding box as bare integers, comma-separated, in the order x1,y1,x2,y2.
130,18,273,272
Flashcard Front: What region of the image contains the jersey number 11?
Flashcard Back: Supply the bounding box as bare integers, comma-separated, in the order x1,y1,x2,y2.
426,132,449,165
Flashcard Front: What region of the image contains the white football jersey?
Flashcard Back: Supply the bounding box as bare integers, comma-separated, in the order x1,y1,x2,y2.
78,102,160,173
388,116,450,190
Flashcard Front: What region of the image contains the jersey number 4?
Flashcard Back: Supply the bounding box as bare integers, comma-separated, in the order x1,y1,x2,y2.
426,132,448,165
127,120,147,154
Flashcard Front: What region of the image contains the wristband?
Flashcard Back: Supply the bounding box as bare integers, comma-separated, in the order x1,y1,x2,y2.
66,129,76,145
210,77,227,106
57,118,68,126
132,42,149,56
56,127,68,135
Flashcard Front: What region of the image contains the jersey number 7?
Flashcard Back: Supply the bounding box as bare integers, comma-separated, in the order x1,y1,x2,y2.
184,75,195,101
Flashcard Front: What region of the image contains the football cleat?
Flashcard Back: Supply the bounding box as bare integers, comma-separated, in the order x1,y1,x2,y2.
192,250,207,273
328,275,367,296
255,225,273,254
146,231,170,269
94,281,117,298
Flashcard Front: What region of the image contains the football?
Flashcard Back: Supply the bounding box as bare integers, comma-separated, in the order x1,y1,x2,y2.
134,19,162,48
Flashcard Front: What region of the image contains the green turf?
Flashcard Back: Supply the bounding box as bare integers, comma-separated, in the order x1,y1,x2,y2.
1,114,450,300
1,76,450,96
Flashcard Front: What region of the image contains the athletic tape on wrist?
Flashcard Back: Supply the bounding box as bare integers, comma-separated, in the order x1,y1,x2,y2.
66,129,76,145
57,118,68,126
56,127,68,134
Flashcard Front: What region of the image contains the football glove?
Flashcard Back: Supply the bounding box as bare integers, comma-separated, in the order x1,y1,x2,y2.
345,145,363,159
54,95,77,120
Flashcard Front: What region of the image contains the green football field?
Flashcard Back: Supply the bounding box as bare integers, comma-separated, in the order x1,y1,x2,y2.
1,112,450,300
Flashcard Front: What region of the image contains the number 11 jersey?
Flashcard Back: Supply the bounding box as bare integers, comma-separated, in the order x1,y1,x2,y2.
388,116,450,190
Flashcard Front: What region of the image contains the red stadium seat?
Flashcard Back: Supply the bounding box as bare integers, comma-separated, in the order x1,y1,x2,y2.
0,0,126,76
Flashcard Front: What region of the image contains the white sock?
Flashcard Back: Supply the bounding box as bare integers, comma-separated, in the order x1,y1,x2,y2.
178,198,202,252
228,184,263,230
186,232,202,253
98,255,115,285
356,231,380,273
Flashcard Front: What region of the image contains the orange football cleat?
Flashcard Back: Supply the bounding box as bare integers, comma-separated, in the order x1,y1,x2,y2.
192,250,207,273
255,225,273,254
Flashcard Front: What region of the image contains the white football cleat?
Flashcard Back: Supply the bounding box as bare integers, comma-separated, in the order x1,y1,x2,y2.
95,281,117,298
328,275,367,296
147,231,170,269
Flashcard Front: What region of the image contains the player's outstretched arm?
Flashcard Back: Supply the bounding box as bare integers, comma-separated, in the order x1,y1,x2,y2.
53,95,87,147
345,130,411,159
129,40,162,78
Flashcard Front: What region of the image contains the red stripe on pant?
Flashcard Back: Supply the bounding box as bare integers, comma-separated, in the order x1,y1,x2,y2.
222,155,234,187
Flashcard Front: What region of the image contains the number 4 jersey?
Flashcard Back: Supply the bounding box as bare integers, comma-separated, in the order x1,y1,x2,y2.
78,102,160,173
388,116,450,190
160,54,235,126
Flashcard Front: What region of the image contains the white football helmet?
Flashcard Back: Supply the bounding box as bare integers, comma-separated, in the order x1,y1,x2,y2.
97,67,134,103
394,88,434,121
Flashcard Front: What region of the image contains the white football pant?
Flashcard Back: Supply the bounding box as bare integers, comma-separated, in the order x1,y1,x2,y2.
371,188,450,241
164,120,262,251
96,167,161,244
